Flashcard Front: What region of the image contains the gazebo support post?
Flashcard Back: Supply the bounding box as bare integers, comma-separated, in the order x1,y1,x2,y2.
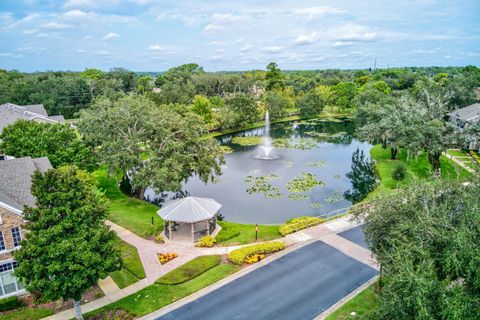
207,219,210,236
191,223,195,242
168,221,172,240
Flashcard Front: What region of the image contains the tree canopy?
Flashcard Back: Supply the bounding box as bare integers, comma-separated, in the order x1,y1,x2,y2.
14,166,120,320
78,94,224,199
354,179,480,320
0,120,96,171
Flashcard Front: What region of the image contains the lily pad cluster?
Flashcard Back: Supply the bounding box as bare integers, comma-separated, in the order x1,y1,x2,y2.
283,160,293,168
286,173,325,193
288,194,308,201
273,138,318,150
324,193,344,203
220,145,234,154
232,136,262,146
306,160,327,168
243,174,282,199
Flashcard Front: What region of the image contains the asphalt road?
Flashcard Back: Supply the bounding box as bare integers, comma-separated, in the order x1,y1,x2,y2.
338,226,369,249
157,240,378,320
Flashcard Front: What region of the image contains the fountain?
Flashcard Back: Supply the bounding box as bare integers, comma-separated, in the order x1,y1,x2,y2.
253,110,282,160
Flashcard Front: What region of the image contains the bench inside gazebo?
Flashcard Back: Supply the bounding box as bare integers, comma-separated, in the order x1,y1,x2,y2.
157,196,222,242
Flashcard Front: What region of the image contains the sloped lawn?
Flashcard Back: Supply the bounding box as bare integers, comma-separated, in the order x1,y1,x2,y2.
94,167,163,238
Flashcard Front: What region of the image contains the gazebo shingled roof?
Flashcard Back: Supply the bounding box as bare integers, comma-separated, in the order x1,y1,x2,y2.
157,196,222,223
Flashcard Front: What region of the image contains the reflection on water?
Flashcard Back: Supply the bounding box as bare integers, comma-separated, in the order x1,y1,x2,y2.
145,119,371,224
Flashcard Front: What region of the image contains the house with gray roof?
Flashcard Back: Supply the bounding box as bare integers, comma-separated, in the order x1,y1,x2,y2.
0,156,52,298
0,103,65,134
447,103,480,149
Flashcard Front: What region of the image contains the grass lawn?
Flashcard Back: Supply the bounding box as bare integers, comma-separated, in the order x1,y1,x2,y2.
216,221,281,245
368,145,471,198
109,236,146,288
0,307,54,320
94,167,163,238
84,263,240,318
446,149,469,157
326,285,379,320
156,255,221,285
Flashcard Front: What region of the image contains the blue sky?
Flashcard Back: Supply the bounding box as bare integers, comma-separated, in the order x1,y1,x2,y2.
0,0,479,72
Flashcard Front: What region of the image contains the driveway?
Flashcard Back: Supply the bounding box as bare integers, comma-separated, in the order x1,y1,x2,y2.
157,240,378,320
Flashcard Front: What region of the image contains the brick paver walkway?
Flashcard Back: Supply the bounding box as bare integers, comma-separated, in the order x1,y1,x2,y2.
45,215,375,320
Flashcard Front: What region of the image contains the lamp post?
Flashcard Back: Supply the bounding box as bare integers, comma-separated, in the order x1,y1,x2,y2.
255,224,258,241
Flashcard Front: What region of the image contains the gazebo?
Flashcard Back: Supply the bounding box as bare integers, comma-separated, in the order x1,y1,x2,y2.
157,197,222,242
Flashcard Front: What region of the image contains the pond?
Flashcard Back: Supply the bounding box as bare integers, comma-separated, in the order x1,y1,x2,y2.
147,119,371,225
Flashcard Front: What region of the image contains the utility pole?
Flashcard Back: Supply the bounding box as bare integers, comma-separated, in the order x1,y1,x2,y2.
373,56,377,71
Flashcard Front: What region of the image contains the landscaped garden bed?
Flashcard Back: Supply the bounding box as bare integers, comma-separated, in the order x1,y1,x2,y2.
279,216,325,236
227,241,285,265
158,253,178,264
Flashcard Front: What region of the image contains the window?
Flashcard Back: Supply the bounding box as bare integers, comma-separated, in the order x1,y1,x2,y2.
0,261,23,297
11,227,21,248
0,232,5,251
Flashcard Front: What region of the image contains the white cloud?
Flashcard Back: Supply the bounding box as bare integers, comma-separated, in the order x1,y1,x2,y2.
102,32,119,40
22,29,38,35
294,6,345,18
81,35,94,41
262,46,283,54
334,24,378,42
333,41,354,47
294,32,317,45
76,49,86,53
207,40,227,46
204,13,248,33
240,44,252,52
63,10,89,20
149,44,166,51
96,50,110,56
40,22,71,30
63,0,120,9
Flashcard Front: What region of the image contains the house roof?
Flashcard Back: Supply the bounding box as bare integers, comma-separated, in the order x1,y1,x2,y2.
447,103,480,122
0,157,52,213
157,197,221,223
0,103,65,133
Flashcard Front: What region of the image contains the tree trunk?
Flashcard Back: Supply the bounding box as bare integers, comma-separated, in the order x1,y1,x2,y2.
135,187,146,200
428,152,441,177
73,299,84,320
390,146,398,160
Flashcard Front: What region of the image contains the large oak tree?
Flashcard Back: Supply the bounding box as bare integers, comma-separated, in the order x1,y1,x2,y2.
78,94,224,199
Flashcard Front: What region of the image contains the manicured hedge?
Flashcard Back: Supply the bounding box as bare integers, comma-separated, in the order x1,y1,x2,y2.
0,295,24,312
228,241,285,265
279,216,325,236
156,255,221,285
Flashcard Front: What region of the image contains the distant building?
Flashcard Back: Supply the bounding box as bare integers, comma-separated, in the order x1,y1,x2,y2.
0,103,65,134
447,103,480,149
0,156,52,298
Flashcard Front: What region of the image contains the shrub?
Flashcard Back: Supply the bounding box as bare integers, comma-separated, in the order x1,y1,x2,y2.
228,241,285,265
392,162,406,181
0,296,24,312
156,255,221,285
86,309,134,320
158,253,177,265
196,235,216,248
154,234,165,244
245,254,264,264
279,216,325,236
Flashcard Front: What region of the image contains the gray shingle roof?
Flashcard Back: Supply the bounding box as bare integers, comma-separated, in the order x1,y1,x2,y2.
447,103,480,122
157,197,221,223
0,103,65,133
0,156,52,212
